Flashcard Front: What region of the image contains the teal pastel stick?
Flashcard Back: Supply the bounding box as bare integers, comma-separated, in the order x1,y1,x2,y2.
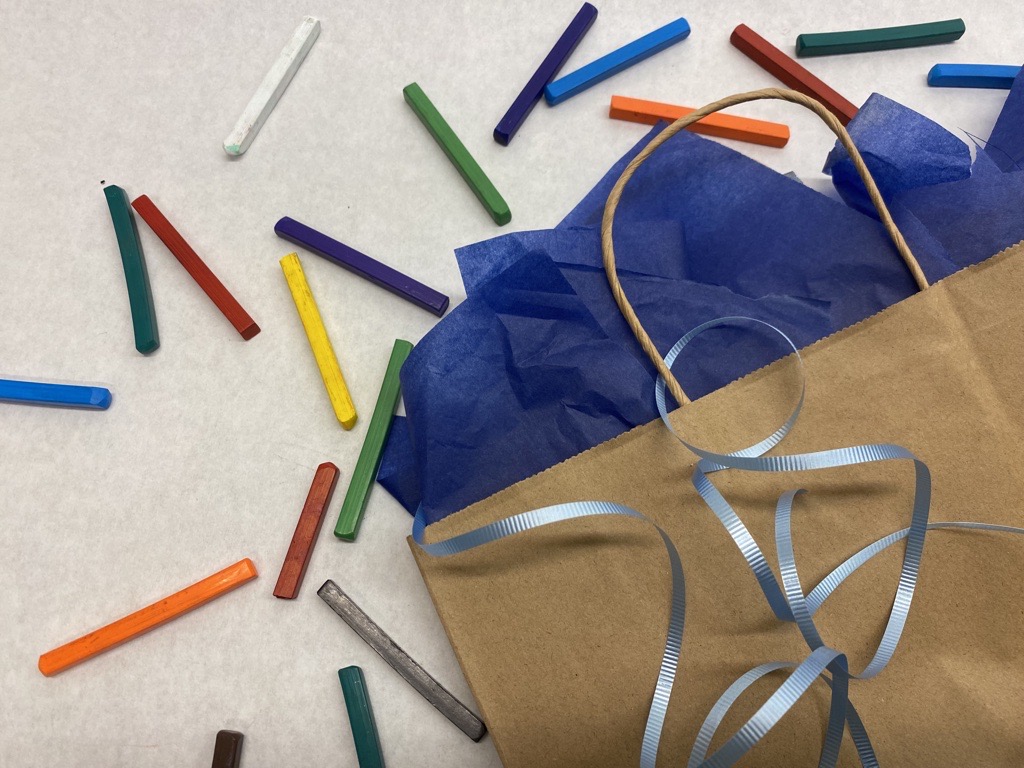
544,17,690,105
104,185,159,354
339,667,385,768
795,19,965,57
0,379,111,409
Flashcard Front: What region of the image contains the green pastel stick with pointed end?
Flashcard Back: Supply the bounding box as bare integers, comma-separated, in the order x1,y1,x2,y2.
335,339,414,540
104,185,159,354
403,82,511,226
795,19,965,58
339,666,386,768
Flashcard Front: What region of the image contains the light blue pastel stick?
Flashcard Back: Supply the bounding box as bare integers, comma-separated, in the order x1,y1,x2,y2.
544,17,691,105
0,378,112,410
927,63,1021,89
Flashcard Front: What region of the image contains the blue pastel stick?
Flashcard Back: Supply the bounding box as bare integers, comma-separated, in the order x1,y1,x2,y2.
543,17,690,106
927,63,1021,89
0,379,112,410
494,3,598,145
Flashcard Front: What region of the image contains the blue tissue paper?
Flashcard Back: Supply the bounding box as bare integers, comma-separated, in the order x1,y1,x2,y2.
985,66,1024,171
826,92,1024,272
379,88,1024,525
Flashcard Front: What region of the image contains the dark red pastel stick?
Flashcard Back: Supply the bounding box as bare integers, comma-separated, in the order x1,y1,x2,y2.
730,24,858,125
274,462,340,599
131,195,261,340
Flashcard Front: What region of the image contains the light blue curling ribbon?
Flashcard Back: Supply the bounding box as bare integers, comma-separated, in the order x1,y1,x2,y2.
413,316,1024,767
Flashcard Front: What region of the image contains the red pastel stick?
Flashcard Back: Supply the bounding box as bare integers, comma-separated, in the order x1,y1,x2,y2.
131,195,260,340
730,24,858,125
274,462,340,599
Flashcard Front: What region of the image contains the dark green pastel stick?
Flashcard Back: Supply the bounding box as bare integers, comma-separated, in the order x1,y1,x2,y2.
403,83,511,226
335,339,413,540
796,19,965,58
339,666,386,768
104,184,160,353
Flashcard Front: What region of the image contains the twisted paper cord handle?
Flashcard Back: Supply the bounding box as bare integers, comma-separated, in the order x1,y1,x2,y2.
600,87,929,406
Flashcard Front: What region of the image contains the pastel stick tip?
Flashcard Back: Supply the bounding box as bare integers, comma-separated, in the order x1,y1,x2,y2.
135,338,160,355
493,128,510,146
317,461,339,472
340,413,358,430
223,143,243,156
493,206,512,227
240,323,261,341
240,558,259,577
90,388,113,409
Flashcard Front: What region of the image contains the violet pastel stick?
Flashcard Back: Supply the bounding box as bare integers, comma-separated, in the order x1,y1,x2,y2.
493,3,598,145
274,217,450,317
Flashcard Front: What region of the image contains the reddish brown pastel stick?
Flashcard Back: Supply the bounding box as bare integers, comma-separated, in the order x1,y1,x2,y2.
730,24,858,125
131,195,261,340
274,462,340,599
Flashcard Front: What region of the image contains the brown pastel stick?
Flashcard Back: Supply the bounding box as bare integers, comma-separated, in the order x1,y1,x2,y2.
730,24,858,125
274,462,340,599
131,195,261,340
211,730,244,768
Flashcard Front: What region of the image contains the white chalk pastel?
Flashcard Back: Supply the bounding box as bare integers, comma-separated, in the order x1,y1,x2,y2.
223,16,321,156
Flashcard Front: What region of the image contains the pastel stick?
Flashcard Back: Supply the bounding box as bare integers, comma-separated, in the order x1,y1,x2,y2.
280,254,358,429
223,16,321,156
0,379,111,410
104,185,159,354
334,340,412,541
274,462,340,599
796,19,965,57
730,23,859,125
210,730,244,768
404,82,512,226
339,667,386,768
132,195,260,340
494,3,598,145
275,217,449,317
38,559,257,676
318,580,486,742
927,63,1021,89
543,17,691,106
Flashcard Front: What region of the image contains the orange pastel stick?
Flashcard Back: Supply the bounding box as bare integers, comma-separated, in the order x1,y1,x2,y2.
609,95,790,148
39,558,258,676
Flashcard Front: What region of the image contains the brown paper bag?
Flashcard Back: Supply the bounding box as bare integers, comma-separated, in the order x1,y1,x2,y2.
412,91,1024,767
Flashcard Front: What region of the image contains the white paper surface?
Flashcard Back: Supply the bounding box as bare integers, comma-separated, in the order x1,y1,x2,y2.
0,0,1016,766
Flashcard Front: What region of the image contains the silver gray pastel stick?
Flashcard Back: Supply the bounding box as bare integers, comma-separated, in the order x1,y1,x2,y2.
317,580,487,741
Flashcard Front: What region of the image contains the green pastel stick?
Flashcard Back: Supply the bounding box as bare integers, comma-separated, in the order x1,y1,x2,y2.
795,19,965,58
403,82,511,226
338,666,386,768
104,184,160,354
335,339,413,540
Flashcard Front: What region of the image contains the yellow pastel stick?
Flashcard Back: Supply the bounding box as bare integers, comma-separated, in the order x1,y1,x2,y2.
280,253,358,429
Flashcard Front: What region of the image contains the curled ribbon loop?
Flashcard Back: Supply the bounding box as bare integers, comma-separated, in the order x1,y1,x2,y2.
414,318,1024,767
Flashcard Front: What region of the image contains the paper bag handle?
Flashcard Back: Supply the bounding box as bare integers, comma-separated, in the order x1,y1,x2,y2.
600,87,928,407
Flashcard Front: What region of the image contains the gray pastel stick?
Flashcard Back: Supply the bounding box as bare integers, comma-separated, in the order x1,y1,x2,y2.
317,580,486,741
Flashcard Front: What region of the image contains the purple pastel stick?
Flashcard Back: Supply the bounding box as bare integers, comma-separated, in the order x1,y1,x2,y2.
275,217,450,317
493,3,598,146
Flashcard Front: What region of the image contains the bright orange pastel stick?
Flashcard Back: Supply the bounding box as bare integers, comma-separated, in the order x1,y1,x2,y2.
39,558,258,676
609,95,790,148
